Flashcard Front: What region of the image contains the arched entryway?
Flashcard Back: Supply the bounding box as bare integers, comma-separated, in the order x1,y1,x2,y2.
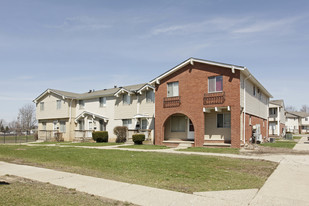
163,113,195,141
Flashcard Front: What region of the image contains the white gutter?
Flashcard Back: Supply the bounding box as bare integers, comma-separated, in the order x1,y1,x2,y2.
243,75,252,144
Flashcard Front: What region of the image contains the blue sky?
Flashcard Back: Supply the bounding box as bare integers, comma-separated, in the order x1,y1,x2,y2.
0,0,308,122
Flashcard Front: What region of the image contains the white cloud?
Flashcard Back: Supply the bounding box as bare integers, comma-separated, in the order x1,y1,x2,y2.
46,16,110,32
149,15,305,36
232,16,303,34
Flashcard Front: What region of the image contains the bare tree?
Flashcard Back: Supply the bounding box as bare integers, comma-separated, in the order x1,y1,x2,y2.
285,105,297,112
300,105,309,113
18,104,36,134
0,119,4,131
8,120,21,134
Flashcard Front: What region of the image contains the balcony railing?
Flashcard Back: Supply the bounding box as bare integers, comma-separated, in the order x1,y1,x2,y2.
163,96,181,108
203,92,225,105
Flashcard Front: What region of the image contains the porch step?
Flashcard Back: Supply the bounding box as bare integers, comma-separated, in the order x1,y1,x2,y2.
176,142,193,149
203,143,231,148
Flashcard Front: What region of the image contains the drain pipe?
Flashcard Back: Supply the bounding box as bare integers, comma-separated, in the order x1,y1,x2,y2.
243,75,252,145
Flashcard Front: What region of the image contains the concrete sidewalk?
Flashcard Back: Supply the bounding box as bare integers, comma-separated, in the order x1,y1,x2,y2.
248,136,309,206
293,135,309,151
0,161,254,206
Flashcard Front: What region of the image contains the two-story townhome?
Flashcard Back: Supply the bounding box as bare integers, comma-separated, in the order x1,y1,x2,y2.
34,83,155,142
150,58,272,148
34,89,77,141
286,111,309,134
268,100,286,137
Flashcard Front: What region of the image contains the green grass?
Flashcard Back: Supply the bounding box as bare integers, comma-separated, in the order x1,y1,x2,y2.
178,147,240,154
260,140,297,149
0,145,277,193
30,142,122,147
293,136,302,140
0,175,133,206
59,142,122,147
119,145,169,150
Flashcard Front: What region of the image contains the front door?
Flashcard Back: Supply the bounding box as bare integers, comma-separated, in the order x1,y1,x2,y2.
187,119,195,140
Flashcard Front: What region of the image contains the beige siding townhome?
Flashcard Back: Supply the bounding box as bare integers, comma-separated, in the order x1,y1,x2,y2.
34,84,155,142
268,100,286,137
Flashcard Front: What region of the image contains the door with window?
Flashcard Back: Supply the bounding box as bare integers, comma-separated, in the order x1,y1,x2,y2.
269,122,276,135
187,119,195,140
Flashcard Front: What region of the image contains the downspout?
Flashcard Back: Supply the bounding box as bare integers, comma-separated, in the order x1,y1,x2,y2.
243,75,252,145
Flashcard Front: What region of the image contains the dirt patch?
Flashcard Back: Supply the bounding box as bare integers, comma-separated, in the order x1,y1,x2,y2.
241,145,309,155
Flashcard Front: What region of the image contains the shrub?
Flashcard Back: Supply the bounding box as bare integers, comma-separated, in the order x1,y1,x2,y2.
92,131,109,142
132,134,145,145
114,126,128,143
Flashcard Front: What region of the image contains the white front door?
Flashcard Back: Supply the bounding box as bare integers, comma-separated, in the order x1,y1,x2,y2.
187,119,195,140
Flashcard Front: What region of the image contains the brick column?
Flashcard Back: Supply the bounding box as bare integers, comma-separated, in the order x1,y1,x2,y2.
231,105,241,148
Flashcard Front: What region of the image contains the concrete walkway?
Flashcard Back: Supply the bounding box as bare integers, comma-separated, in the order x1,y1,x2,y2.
294,135,309,151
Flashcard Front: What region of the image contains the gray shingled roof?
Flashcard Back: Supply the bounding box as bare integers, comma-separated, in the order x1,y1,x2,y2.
48,83,148,100
286,111,309,118
269,99,284,107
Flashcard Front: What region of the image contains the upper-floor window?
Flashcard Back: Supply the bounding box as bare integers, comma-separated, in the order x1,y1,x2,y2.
253,86,256,96
217,113,231,128
269,108,277,115
123,94,130,105
305,118,308,121
208,76,223,93
40,102,44,111
167,82,179,97
56,100,61,110
122,119,132,127
146,90,155,103
99,97,106,107
79,100,84,109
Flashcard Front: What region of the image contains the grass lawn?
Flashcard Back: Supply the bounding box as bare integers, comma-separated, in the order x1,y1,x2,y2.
119,145,169,150
31,142,122,147
0,175,133,206
260,140,297,149
0,145,277,193
293,136,302,140
178,147,240,154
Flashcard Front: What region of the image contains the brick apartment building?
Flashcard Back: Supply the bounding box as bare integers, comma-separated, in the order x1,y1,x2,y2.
150,58,272,148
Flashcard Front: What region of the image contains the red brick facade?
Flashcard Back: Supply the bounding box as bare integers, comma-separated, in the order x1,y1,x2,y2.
244,113,268,142
154,62,242,148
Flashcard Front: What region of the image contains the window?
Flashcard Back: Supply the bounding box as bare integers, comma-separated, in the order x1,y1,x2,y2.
89,121,93,130
99,97,106,107
306,118,308,121
122,119,132,127
123,94,130,105
269,108,277,115
217,113,231,128
146,90,155,103
42,122,46,130
78,120,84,130
40,102,44,111
79,100,84,109
208,76,223,93
141,119,148,130
171,116,186,132
60,121,66,133
56,100,61,110
253,86,256,96
167,82,179,97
